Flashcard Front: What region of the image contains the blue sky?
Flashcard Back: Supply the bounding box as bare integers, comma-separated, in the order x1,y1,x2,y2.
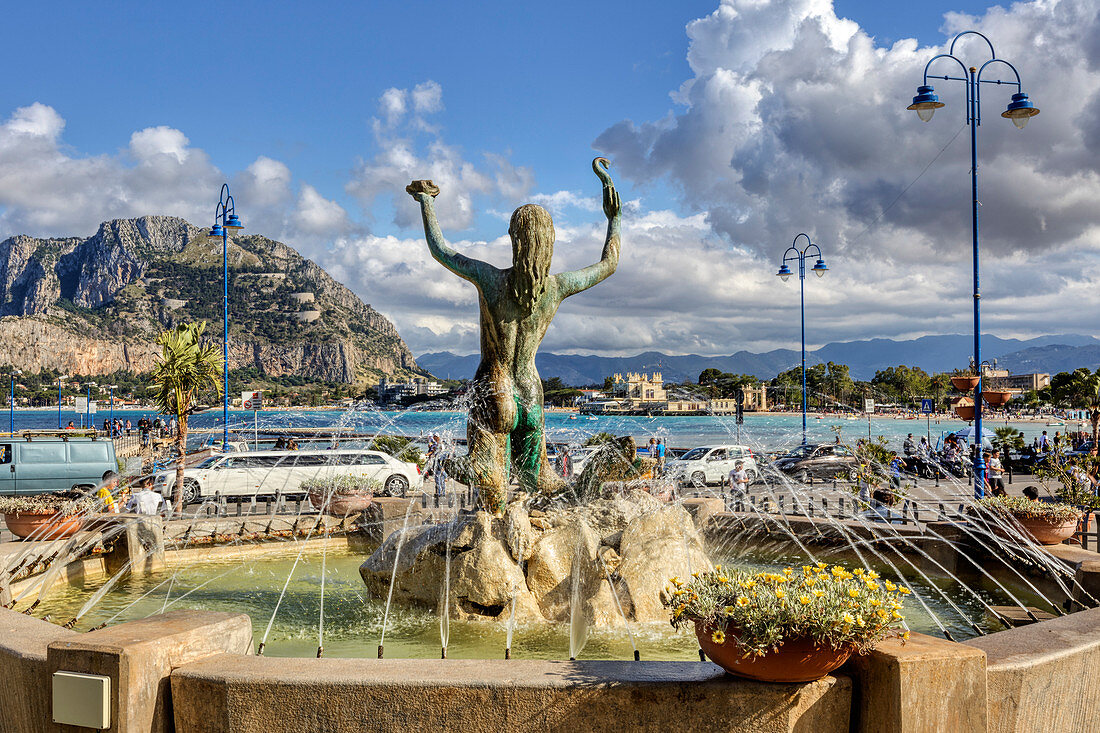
2,1,1098,358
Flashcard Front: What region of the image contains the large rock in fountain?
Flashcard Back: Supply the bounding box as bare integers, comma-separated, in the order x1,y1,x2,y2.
359,490,712,626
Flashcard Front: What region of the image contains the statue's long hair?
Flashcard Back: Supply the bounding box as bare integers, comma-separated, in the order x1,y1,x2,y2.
508,204,554,312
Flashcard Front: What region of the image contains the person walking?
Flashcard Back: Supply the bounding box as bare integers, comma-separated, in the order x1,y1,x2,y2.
888,454,905,492
1038,431,1051,452
728,461,749,498
987,450,1005,494
125,419,132,437
557,445,574,479
655,438,666,477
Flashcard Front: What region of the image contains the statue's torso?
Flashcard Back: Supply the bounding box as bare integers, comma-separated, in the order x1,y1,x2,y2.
474,272,560,400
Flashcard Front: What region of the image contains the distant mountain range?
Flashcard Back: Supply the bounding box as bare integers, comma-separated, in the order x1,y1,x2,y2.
418,334,1100,385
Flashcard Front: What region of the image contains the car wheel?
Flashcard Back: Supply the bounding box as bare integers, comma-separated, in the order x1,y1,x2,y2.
690,471,707,488
846,468,858,482
384,475,409,497
795,470,809,484
746,470,759,484
180,480,200,505
101,470,117,483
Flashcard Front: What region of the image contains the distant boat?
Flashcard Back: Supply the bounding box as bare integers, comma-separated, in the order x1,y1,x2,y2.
1046,421,1065,427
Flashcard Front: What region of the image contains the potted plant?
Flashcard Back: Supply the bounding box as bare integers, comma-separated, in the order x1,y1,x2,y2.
0,491,96,540
953,398,976,421
977,495,1082,545
664,564,909,683
302,475,378,516
950,370,980,392
982,390,1012,406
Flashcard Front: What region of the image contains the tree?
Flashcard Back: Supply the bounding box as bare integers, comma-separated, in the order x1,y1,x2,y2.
149,322,222,513
1064,368,1100,443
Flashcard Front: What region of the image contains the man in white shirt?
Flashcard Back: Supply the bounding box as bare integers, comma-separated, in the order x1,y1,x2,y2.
728,461,749,497
126,480,169,516
987,450,1005,494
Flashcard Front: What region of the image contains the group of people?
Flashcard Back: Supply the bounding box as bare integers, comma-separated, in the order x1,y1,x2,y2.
646,438,666,476
94,475,169,516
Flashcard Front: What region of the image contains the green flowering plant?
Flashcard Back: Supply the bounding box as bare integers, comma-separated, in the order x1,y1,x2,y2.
663,563,909,657
0,490,97,516
977,495,1082,524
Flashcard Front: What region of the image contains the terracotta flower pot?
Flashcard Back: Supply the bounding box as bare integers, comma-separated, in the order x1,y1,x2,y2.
695,621,854,683
982,391,1012,407
954,404,976,421
1014,515,1080,545
308,489,373,516
951,375,981,391
4,512,84,540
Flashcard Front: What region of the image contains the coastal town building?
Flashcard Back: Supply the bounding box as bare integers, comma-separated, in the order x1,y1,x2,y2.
611,372,667,403
377,376,447,402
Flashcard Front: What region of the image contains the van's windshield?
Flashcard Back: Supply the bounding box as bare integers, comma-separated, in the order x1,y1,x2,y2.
680,448,709,461
195,457,222,469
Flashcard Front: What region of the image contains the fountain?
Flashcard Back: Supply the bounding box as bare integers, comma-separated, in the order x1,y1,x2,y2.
1,163,1099,731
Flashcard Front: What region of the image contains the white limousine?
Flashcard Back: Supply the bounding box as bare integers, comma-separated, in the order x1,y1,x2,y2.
153,449,421,505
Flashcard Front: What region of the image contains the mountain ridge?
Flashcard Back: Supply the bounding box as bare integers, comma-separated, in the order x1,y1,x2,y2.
0,216,423,384
418,334,1100,384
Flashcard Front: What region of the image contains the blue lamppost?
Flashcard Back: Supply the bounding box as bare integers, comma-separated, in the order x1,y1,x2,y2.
208,184,244,449
8,370,20,434
86,384,91,430
776,233,828,446
108,385,116,434
57,375,66,429
907,30,1039,500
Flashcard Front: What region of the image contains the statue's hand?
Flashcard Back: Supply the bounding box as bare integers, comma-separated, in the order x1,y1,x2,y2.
405,180,440,200
602,186,621,221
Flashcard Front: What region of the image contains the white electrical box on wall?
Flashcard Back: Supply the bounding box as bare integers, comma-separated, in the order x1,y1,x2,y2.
53,670,111,729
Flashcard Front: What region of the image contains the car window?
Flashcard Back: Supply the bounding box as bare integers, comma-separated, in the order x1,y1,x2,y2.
709,449,728,461
681,448,708,461
294,454,335,467
785,445,813,459
196,457,221,469
69,442,110,463
815,446,835,457
0,444,10,464
836,446,852,456
356,454,386,465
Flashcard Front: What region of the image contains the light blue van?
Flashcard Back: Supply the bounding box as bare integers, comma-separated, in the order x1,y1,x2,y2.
0,433,118,494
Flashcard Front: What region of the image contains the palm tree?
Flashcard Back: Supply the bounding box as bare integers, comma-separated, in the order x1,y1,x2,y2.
149,322,222,513
1066,368,1100,444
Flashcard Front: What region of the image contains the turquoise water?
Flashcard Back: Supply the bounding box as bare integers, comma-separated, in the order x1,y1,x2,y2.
10,407,1068,453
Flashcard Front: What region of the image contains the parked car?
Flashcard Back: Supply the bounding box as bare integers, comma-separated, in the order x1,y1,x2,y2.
153,449,420,505
664,444,759,487
771,443,859,482
0,433,117,494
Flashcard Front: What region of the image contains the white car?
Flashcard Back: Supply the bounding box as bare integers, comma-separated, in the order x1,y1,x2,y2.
664,444,759,487
154,449,420,505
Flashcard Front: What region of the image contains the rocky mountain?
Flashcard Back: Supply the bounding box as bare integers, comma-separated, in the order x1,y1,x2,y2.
419,333,1100,384
0,216,422,384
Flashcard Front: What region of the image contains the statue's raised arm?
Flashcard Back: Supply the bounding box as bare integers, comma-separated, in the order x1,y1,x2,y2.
557,157,622,298
406,180,497,286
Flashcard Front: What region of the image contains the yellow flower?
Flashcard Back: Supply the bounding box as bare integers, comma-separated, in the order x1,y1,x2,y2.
803,577,816,587
714,564,722,572
816,562,827,570
892,610,903,620
865,581,879,591
870,599,881,607
902,630,911,641
673,589,685,597
884,580,896,591
856,616,865,627
775,589,787,600
744,580,756,590
736,596,750,607
717,575,730,584
692,571,700,578
673,605,685,618
711,629,726,644
723,605,736,617
842,612,855,624
813,589,825,598
848,588,861,598
890,601,903,610
866,570,879,580
899,587,911,595
799,595,811,605
831,566,845,577
852,568,865,577
783,568,793,576
876,609,888,619
670,576,683,587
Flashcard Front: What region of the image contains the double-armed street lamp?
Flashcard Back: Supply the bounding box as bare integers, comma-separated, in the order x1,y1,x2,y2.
907,30,1039,499
207,184,244,448
57,375,67,429
776,234,828,446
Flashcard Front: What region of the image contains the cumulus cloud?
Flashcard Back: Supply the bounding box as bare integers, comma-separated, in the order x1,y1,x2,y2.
346,82,534,231
587,0,1100,353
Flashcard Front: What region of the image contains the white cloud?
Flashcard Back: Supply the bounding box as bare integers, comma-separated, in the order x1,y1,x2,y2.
346,82,534,231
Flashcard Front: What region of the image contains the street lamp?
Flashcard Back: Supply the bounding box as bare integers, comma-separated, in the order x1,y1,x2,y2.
908,30,1039,499
108,385,117,434
57,374,67,424
776,233,828,446
8,370,21,434
208,184,244,448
